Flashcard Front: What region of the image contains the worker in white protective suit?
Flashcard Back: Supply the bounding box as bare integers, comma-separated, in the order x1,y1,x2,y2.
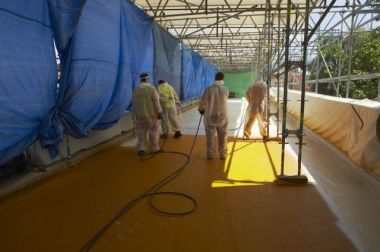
132,73,163,156
157,80,182,138
198,72,229,160
243,80,268,140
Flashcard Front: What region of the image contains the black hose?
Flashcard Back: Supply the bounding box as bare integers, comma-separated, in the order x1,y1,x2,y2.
80,114,203,252
350,104,364,130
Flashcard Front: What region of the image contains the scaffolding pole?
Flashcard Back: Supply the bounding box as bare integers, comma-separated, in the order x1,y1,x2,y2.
346,0,356,98
266,0,273,139
279,0,291,177
276,8,281,138
297,0,310,178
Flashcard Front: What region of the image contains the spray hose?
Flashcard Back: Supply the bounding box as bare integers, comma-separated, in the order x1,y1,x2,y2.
80,114,203,251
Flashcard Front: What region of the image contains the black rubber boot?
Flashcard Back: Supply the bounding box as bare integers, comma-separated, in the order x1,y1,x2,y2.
174,131,182,138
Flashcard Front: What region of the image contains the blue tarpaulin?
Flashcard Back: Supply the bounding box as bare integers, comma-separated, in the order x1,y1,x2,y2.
0,1,57,165
41,0,154,155
51,0,122,141
181,45,218,100
152,23,182,97
47,0,86,57
182,45,198,99
40,0,123,156
116,0,154,105
96,0,154,128
192,51,206,96
0,0,217,164
204,61,217,87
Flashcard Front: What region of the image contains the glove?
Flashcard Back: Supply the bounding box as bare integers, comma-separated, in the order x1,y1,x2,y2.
198,109,205,115
157,113,162,119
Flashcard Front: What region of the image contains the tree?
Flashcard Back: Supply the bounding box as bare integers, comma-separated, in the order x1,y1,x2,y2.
309,28,380,99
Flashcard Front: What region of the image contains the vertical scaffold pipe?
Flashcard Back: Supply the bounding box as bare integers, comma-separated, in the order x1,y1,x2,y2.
280,0,292,176
315,20,321,94
266,0,272,138
276,9,281,138
298,0,310,176
346,0,356,98
337,12,345,97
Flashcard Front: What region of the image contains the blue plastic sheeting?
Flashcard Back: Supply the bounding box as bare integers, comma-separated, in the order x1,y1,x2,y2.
52,0,122,140
192,52,205,96
96,0,154,128
117,0,154,104
1,0,215,162
152,23,182,97
204,61,217,87
0,1,57,165
47,0,86,57
181,45,218,100
181,45,197,99
40,0,155,156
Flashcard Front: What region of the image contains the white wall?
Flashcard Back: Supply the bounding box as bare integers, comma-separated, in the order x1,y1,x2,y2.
281,89,380,176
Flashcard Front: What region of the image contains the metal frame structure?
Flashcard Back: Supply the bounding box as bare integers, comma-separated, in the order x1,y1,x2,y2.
306,0,380,98
132,0,380,181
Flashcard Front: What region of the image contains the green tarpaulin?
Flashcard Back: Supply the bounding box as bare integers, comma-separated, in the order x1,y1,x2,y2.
224,71,256,98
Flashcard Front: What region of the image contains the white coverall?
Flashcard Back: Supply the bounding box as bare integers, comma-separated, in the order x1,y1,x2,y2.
132,82,163,152
198,80,229,159
244,80,268,138
157,82,181,135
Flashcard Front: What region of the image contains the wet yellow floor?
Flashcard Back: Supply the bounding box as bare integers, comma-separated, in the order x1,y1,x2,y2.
0,135,356,252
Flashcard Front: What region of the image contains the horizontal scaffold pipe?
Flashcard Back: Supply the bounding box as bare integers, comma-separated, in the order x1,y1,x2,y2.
149,4,370,13
306,73,380,84
308,0,378,44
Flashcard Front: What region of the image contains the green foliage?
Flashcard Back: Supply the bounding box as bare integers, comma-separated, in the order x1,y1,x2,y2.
309,28,380,99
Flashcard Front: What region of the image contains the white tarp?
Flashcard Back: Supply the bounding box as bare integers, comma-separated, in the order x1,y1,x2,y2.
284,90,380,177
